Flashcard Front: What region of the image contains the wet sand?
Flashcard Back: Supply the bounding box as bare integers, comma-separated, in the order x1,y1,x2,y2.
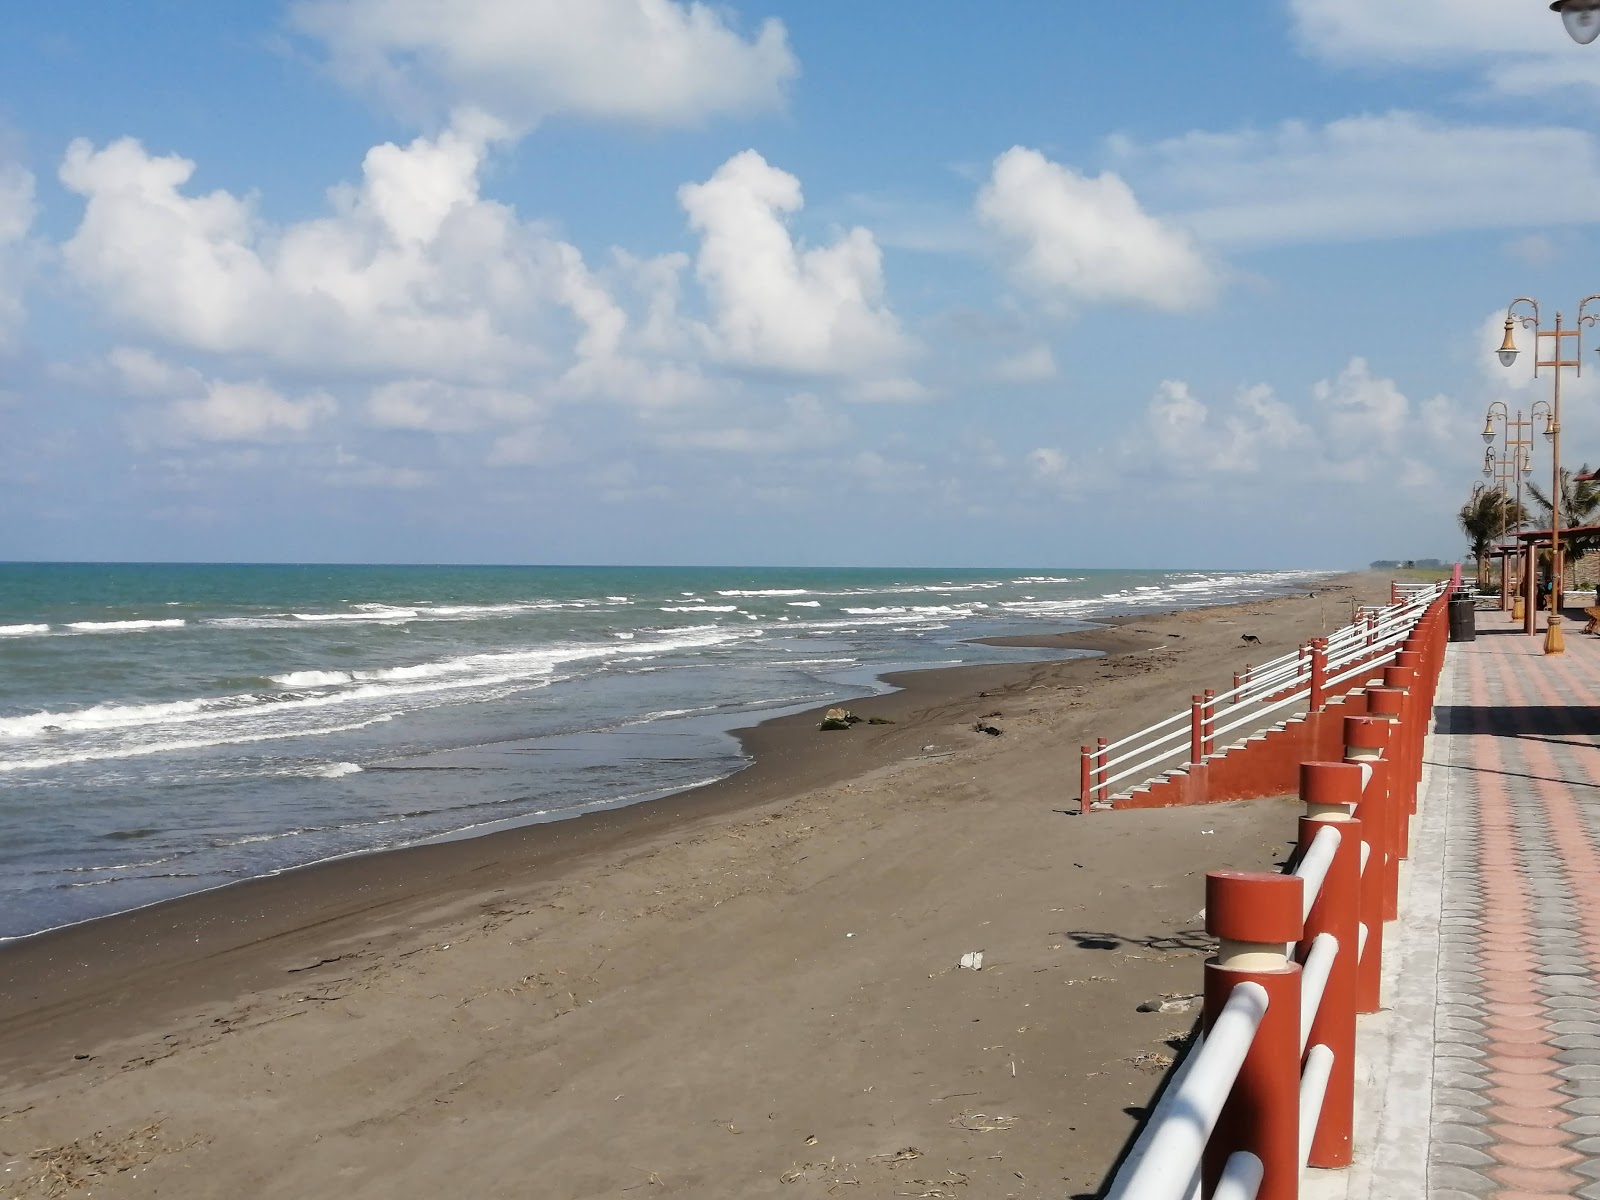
0,573,1388,1199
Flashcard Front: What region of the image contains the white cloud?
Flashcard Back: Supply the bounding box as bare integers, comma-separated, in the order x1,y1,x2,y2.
1114,112,1600,247
1505,234,1558,267
58,118,626,382
680,150,912,378
290,0,797,131
108,349,336,446
326,446,431,489
975,146,1217,313
1289,0,1557,62
1025,446,1090,495
1289,0,1600,97
0,160,37,351
845,449,925,494
993,344,1057,384
658,392,850,454
366,379,541,432
485,425,561,467
1139,379,1311,476
1316,357,1410,454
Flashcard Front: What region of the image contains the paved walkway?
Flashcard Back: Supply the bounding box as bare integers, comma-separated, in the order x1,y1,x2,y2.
1327,614,1600,1199
1424,618,1600,1198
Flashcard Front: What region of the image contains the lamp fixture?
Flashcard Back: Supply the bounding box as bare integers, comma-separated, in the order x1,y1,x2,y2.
1553,0,1600,45
1497,317,1520,367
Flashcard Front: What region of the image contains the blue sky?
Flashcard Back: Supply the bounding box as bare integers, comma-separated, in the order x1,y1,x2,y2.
4,1,1600,568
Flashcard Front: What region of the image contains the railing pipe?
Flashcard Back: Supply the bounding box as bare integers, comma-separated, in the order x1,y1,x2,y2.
1296,761,1363,1168
1298,1045,1335,1175
1104,982,1271,1200
1343,717,1389,1011
1203,872,1303,1200
1214,1152,1265,1200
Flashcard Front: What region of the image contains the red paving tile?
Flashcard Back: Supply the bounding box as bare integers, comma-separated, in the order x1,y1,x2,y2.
1488,1087,1571,1110
1486,1104,1567,1129
1489,1143,1585,1170
1488,1124,1572,1147
1484,1027,1555,1045
1486,1057,1560,1076
1486,1043,1559,1060
1434,635,1600,1196
1485,1015,1553,1032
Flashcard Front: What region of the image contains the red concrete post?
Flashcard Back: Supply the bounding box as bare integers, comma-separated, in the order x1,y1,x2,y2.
1309,638,1328,710
1366,685,1409,863
1297,762,1363,1169
1080,745,1092,815
1395,649,1425,790
1190,695,1204,765
1390,580,1399,604
1203,871,1304,1200
1382,664,1418,813
1343,715,1388,1011
1203,688,1216,755
1232,670,1242,703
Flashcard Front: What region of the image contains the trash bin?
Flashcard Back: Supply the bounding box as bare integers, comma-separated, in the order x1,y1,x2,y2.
1448,590,1476,642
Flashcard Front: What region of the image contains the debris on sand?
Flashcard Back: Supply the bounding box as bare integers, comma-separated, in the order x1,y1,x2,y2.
819,708,862,731
1136,992,1200,1014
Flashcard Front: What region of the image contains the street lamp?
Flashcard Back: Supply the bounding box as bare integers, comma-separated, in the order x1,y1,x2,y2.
1553,0,1600,44
1495,295,1600,654
1482,402,1544,615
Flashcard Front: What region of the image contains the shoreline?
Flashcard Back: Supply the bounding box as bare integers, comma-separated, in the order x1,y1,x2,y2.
0,584,1343,1022
0,572,1386,1200
0,595,1281,955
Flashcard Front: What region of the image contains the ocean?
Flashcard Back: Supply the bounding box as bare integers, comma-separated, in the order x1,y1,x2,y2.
0,563,1322,939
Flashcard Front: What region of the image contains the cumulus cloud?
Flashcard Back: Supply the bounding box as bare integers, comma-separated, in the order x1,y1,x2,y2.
680,150,912,377
1133,358,1474,498
290,0,797,131
1113,113,1600,247
975,146,1217,313
326,446,430,489
58,118,626,382
366,379,541,432
1289,0,1555,63
1287,0,1600,96
1139,380,1310,476
0,160,37,351
108,348,336,445
993,344,1057,384
1316,357,1410,454
657,393,850,454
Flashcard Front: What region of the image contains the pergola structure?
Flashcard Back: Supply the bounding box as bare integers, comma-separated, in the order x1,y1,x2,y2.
1486,524,1600,635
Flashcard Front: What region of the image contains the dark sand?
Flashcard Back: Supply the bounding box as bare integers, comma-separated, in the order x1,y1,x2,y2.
0,573,1389,1199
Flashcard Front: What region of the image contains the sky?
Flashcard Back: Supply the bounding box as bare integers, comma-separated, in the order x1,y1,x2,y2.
3,1,1600,569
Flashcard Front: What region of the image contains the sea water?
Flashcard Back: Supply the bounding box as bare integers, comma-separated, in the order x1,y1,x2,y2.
0,563,1322,938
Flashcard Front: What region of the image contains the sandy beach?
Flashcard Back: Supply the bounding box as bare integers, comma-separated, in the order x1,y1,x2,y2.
0,573,1395,1200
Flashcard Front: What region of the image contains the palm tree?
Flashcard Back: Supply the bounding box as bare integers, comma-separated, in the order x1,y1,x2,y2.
1458,486,1529,590
1525,463,1600,560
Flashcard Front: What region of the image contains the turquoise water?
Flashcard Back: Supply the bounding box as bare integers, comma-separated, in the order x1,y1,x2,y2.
0,563,1320,937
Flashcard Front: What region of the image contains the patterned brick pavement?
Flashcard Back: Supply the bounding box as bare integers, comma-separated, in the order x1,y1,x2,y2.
1425,618,1600,1199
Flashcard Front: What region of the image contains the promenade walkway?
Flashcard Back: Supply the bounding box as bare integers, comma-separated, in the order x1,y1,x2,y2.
1325,617,1600,1199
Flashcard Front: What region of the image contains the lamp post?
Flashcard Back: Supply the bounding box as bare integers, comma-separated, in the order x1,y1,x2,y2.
1496,295,1600,654
1481,402,1545,617
1553,0,1600,43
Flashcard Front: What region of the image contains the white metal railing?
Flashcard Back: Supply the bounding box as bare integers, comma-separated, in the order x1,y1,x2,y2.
1081,582,1447,807
1104,982,1271,1200
1104,782,1379,1199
